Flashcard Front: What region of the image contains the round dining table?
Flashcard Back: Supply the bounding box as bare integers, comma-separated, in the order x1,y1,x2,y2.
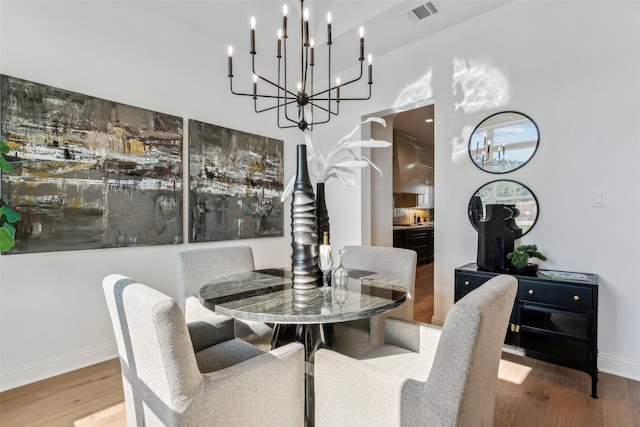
199,267,408,426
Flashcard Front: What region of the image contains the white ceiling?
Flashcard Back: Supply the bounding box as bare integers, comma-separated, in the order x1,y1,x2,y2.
140,0,512,75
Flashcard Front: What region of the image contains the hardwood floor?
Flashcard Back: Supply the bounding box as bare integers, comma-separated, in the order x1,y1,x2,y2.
2,353,638,426
2,264,639,426
413,262,434,323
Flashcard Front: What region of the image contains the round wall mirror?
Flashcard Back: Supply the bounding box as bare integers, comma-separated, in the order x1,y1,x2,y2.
468,180,539,236
468,111,539,173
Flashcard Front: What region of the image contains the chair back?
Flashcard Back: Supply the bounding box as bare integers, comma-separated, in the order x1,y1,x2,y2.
342,245,417,320
176,246,255,309
103,274,202,426
424,274,517,426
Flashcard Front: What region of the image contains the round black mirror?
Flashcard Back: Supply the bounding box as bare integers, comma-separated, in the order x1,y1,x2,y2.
468,180,539,236
469,111,539,174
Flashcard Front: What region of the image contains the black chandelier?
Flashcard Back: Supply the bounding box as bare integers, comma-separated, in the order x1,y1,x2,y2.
227,0,373,131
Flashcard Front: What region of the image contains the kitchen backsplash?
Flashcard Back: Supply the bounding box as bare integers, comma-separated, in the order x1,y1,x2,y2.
393,207,433,224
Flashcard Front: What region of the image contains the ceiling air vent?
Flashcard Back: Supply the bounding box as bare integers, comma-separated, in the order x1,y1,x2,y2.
408,2,440,22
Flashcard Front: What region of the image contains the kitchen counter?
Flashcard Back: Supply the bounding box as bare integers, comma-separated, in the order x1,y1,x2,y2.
393,223,434,231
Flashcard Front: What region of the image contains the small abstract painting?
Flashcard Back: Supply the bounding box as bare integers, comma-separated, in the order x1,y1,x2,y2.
188,120,284,242
0,75,183,254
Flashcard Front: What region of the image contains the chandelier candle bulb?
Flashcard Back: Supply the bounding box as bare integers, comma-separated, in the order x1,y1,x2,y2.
227,46,233,77
327,13,332,45
368,54,372,84
336,78,341,102
282,5,288,38
250,16,256,54
253,74,258,98
303,8,310,47
310,38,315,66
359,26,365,60
277,30,282,58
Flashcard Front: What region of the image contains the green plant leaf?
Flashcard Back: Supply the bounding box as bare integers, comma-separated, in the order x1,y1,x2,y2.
0,140,10,153
0,202,20,223
2,222,16,238
0,226,16,251
0,154,13,172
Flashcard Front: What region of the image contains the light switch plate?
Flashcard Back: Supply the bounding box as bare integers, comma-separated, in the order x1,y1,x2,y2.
592,190,606,207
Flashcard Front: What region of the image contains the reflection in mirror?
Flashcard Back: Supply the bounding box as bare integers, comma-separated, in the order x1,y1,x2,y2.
468,180,538,236
469,111,539,173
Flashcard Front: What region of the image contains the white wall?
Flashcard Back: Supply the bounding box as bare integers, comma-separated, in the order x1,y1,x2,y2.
1,0,639,390
313,0,640,381
0,1,302,390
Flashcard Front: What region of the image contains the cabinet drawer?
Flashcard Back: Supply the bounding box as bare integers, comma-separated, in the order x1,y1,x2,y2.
456,273,489,294
519,281,592,311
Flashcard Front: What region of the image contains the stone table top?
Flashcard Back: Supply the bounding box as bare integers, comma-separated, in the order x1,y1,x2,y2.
199,268,407,324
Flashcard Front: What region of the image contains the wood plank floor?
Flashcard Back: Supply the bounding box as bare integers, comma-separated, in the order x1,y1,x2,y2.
413,262,434,323
2,262,639,426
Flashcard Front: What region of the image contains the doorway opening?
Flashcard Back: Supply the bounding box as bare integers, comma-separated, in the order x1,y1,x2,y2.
363,100,435,324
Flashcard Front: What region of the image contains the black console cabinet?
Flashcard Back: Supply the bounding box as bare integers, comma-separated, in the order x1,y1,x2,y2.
454,263,599,398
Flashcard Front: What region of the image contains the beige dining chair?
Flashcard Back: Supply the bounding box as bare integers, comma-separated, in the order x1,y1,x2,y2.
315,274,517,427
332,245,417,357
176,246,273,350
103,274,304,427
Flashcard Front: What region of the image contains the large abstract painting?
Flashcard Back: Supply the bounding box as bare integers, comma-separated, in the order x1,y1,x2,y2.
188,120,284,242
0,75,183,254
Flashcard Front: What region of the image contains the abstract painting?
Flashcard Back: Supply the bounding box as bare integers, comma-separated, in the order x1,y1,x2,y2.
188,120,284,242
0,75,183,254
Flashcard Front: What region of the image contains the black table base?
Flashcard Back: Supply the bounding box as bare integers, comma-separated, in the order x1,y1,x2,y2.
271,323,335,427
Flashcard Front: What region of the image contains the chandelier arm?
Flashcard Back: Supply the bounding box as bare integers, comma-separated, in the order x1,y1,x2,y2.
256,98,298,114
229,78,258,97
253,60,297,98
311,100,340,122
307,62,363,100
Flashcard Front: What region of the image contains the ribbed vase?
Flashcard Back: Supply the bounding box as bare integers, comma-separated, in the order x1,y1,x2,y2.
291,144,321,290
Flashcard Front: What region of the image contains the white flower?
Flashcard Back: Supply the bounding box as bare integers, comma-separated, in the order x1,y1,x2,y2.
281,117,391,202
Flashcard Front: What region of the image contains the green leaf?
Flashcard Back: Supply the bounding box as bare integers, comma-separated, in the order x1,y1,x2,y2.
3,222,16,238
0,203,20,223
0,140,10,153
0,226,16,251
0,154,14,172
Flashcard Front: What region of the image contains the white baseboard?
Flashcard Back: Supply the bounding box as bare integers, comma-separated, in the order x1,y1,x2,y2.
598,352,640,381
0,342,118,392
430,314,446,326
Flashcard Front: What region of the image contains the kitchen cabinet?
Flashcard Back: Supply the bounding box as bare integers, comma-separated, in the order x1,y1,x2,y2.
393,131,426,194
393,226,434,266
393,229,404,248
454,263,598,398
393,193,418,208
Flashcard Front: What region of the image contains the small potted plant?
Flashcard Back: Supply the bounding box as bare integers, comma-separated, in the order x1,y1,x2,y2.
506,244,547,276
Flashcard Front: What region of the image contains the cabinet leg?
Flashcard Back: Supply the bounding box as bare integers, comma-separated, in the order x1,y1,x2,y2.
591,372,598,398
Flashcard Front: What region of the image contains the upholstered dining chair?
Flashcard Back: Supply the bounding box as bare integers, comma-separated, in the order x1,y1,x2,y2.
103,274,304,427
176,246,272,349
332,245,417,357
315,274,517,427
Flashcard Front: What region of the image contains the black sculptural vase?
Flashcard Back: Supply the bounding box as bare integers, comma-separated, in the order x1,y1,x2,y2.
291,144,321,290
477,204,521,272
316,182,330,245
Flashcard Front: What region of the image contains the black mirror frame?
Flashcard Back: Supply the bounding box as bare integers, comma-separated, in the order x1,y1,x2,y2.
468,110,540,174
468,179,539,237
